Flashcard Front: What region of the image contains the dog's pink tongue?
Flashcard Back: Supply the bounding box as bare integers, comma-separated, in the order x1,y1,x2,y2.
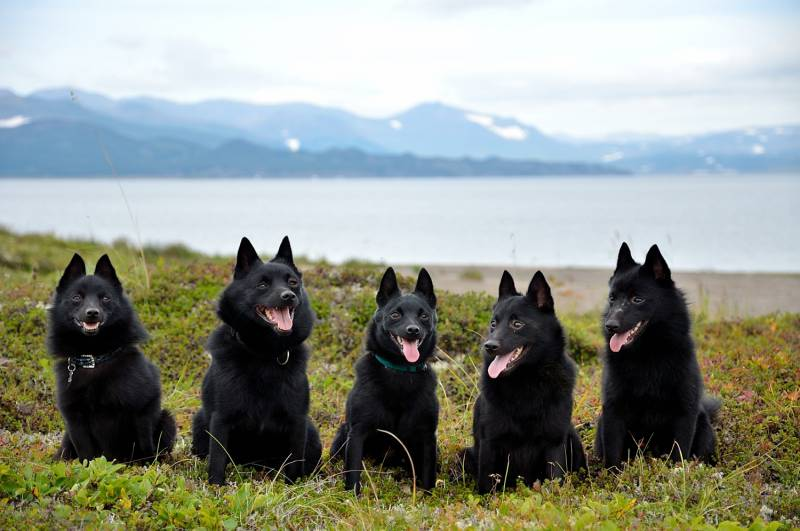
401,338,420,362
487,352,513,379
609,331,629,353
275,307,293,332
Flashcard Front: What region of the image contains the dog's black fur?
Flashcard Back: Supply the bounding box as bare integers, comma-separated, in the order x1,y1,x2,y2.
48,254,176,463
191,236,321,485
461,271,586,493
595,243,720,468
330,267,439,494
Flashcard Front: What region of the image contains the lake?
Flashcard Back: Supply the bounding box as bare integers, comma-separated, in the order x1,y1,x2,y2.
0,175,798,272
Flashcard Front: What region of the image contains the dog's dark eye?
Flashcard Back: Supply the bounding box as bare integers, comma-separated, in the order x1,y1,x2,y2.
490,319,497,330
101,295,111,303
71,294,82,303
420,312,429,321
632,295,645,304
511,320,524,330
257,281,269,290
287,277,299,288
609,294,616,303
390,311,401,320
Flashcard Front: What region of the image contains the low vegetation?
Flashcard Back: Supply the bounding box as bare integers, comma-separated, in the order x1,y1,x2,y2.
0,227,797,528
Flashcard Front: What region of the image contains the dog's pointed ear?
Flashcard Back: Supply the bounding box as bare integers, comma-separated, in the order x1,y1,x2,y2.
414,268,436,308
376,267,400,307
272,236,294,265
642,244,672,282
614,242,637,273
57,253,86,292
234,237,262,279
525,270,554,311
94,254,122,290
498,270,518,299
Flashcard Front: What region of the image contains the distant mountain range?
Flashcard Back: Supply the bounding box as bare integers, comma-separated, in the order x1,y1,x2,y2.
1,87,797,176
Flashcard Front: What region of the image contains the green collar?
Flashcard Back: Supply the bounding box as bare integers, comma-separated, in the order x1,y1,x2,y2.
372,353,428,373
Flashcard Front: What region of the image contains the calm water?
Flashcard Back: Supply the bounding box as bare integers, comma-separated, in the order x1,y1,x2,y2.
1,175,798,272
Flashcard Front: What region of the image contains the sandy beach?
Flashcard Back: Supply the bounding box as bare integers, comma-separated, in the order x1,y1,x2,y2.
397,265,800,317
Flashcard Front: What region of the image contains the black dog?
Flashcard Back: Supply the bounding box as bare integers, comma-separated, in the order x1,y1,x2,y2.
48,254,176,463
595,243,720,468
461,271,586,494
330,267,439,495
191,236,321,485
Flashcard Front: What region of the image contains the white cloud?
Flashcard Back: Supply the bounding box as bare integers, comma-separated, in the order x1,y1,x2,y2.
389,119,403,130
751,144,765,155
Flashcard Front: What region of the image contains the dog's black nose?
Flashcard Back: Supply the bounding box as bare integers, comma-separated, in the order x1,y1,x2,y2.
85,308,100,320
605,320,620,334
280,290,297,302
484,340,500,353
406,324,420,337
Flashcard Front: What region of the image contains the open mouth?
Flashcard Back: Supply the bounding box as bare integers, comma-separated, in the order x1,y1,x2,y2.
609,320,648,352
487,345,529,379
256,305,295,334
392,334,423,363
75,319,102,335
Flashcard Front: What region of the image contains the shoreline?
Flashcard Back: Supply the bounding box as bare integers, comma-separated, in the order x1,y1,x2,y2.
397,265,800,317
2,227,796,317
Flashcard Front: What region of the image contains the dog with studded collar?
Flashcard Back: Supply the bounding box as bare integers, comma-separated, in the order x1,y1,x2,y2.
48,254,176,462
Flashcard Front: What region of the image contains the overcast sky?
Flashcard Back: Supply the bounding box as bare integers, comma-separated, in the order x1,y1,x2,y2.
1,0,798,137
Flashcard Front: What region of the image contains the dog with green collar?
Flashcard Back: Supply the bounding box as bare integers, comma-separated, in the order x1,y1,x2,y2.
331,267,439,495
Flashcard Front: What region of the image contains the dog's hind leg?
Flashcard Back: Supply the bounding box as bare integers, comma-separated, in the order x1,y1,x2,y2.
303,419,322,476
191,408,209,457
132,414,157,461
55,432,77,461
455,446,477,479
691,409,718,464
566,425,587,473
701,395,722,424
545,441,570,481
155,409,177,457
329,423,348,461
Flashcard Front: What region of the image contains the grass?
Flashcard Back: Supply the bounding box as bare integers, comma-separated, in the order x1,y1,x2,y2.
0,227,797,529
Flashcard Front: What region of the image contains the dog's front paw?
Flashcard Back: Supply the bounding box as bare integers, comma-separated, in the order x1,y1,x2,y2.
208,473,226,486
418,481,436,492
344,480,361,496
